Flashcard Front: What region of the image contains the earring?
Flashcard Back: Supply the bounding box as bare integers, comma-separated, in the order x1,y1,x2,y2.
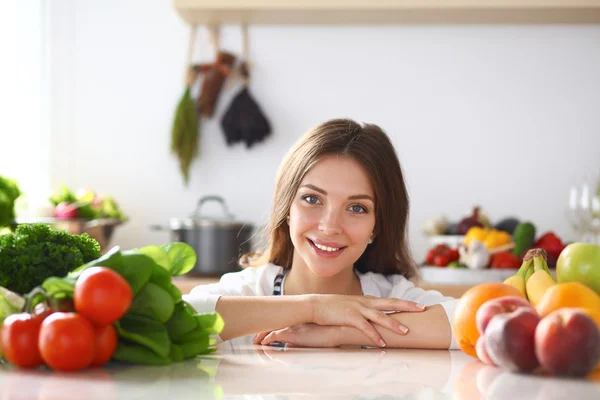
369,239,374,244
369,233,374,244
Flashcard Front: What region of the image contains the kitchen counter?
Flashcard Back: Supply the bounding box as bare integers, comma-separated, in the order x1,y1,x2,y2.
1,335,599,399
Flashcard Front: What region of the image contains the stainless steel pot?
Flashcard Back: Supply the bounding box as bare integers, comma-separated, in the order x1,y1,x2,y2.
152,196,254,277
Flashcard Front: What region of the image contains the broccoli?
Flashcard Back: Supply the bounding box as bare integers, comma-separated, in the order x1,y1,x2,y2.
0,175,20,229
0,223,102,294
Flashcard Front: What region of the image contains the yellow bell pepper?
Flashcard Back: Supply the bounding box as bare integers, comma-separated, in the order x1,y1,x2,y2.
483,229,512,249
464,227,512,250
464,227,487,246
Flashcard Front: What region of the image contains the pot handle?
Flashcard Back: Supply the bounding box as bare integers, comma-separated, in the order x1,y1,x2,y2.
192,195,233,219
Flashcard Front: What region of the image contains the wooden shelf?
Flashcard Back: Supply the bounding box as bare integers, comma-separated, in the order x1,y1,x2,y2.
173,0,600,25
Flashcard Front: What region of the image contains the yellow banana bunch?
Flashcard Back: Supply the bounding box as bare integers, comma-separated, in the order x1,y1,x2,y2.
524,248,557,306
503,256,532,298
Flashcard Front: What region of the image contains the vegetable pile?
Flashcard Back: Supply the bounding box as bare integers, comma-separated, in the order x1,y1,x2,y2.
0,224,222,371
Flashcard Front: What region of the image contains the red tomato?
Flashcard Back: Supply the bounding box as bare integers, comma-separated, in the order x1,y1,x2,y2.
448,249,460,262
433,254,451,267
91,324,118,367
426,249,437,265
490,251,522,269
1,313,46,368
38,312,96,371
74,267,133,326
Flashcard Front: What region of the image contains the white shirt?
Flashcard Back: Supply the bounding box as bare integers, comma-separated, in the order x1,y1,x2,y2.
183,264,460,350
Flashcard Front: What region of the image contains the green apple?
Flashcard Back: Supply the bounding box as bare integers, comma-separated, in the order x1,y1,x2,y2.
556,242,600,295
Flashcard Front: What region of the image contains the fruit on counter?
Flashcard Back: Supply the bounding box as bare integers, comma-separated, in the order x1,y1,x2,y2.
490,251,521,269
0,224,101,295
457,207,485,235
475,296,534,335
484,306,540,372
524,249,557,307
535,308,600,377
502,257,532,297
422,214,449,236
533,232,566,260
425,244,459,267
54,201,79,220
464,227,513,251
556,242,600,296
511,222,536,258
458,240,490,269
49,184,128,221
464,226,487,245
453,282,525,357
494,217,520,235
535,282,600,318
475,336,496,365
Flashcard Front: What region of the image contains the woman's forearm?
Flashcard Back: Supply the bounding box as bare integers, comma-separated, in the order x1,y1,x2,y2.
336,304,452,349
216,295,315,341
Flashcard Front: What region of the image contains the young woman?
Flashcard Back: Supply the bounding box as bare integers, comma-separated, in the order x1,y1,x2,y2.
183,119,458,350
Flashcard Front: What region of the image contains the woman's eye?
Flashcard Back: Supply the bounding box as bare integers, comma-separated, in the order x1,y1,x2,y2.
349,204,367,214
302,195,321,205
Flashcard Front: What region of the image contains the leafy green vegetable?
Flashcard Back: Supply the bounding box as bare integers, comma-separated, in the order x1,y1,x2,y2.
115,314,172,358
0,175,20,229
133,243,197,276
0,224,101,294
128,282,175,323
112,341,172,365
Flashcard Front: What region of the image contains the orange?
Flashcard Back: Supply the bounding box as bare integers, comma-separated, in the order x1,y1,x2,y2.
453,282,524,358
536,282,600,318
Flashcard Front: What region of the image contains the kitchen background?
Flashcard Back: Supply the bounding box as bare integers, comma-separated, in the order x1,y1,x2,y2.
4,0,600,265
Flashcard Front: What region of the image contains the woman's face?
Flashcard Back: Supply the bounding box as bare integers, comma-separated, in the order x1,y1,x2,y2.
288,155,376,277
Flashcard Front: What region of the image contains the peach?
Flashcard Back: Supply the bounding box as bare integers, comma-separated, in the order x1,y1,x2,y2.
485,308,540,372
534,308,600,377
476,296,534,335
475,336,496,366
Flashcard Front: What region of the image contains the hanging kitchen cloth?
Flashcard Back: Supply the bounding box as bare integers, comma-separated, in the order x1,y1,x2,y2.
193,25,236,118
220,24,271,148
171,25,201,186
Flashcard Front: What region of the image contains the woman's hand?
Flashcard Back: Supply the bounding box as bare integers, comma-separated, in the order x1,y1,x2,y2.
255,295,425,347
254,324,343,348
311,295,425,347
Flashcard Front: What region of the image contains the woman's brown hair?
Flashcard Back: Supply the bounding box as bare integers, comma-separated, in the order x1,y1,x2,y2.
242,118,419,279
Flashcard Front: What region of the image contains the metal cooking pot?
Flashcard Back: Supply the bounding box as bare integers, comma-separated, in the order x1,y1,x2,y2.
152,196,254,277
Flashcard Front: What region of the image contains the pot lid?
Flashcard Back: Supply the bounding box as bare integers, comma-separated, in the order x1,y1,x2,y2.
170,195,250,229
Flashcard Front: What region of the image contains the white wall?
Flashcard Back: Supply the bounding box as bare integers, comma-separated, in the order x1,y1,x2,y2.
47,0,600,261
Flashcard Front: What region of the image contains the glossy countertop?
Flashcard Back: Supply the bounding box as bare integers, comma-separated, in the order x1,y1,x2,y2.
1,335,599,399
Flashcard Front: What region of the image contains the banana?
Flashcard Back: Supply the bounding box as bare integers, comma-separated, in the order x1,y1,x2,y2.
524,248,557,306
503,257,532,299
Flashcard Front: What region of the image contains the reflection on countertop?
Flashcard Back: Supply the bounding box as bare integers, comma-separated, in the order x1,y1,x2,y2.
1,335,599,399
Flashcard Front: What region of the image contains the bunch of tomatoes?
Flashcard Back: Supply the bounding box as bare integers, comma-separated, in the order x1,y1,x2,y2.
0,267,133,372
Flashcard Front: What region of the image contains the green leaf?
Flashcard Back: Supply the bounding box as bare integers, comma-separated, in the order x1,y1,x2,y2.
41,276,77,298
180,335,211,359
170,343,184,362
194,313,224,335
0,288,24,325
115,314,172,358
128,282,175,323
166,302,198,342
162,243,197,276
149,264,182,304
112,340,171,365
135,245,170,270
